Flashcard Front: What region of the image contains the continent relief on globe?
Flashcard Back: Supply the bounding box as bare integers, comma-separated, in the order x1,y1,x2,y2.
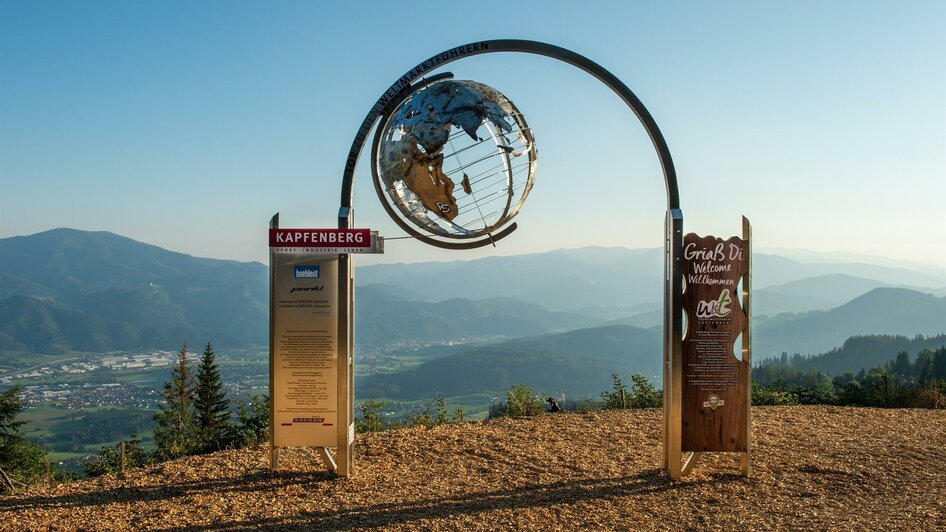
382,136,460,220
405,160,458,220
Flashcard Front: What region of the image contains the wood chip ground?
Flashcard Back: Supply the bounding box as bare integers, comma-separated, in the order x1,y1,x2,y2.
2,406,944,530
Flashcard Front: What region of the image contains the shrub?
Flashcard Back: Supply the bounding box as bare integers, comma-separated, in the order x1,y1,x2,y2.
751,383,799,406
505,384,545,417
601,374,630,409
602,374,662,409
355,400,387,433
84,434,150,477
628,374,663,408
229,394,270,448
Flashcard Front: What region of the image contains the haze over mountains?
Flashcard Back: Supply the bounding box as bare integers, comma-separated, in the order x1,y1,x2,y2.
0,229,267,352
1,229,944,374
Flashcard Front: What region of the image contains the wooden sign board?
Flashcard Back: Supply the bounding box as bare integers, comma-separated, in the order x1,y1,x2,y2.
681,233,750,453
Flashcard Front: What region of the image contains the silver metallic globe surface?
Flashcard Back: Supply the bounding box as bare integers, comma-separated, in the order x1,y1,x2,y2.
377,79,537,240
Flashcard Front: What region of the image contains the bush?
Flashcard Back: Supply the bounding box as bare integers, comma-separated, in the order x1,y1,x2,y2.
84,434,150,478
601,374,630,409
229,394,270,448
628,374,663,408
505,384,545,417
751,384,799,406
602,374,662,409
913,382,946,409
402,397,453,428
355,400,387,433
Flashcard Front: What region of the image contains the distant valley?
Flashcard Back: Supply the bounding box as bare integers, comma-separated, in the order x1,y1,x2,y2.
2,228,945,375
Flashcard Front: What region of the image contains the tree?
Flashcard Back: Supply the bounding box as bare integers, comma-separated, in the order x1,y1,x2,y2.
628,374,663,408
933,347,946,381
0,385,49,487
153,343,199,459
434,397,449,425
229,394,270,448
601,374,630,409
194,342,230,452
890,351,912,378
505,384,544,417
601,374,662,409
918,353,934,385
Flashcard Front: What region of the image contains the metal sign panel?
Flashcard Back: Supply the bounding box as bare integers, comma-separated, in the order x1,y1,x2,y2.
271,252,339,448
269,229,382,254
681,233,750,452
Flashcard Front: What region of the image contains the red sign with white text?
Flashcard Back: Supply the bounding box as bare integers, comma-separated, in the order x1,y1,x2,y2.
269,229,380,254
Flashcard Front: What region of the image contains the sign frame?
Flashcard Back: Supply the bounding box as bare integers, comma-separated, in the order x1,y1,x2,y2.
665,216,752,478
269,215,381,476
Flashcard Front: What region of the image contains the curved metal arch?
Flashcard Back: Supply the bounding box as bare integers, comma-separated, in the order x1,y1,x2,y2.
340,39,680,230
337,38,686,480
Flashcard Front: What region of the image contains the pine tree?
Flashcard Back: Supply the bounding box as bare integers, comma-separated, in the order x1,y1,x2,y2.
933,347,946,381
601,374,630,409
153,343,199,459
891,351,912,378
195,342,230,452
0,385,49,487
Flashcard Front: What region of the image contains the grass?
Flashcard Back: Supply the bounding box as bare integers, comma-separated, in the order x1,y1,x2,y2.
22,404,157,457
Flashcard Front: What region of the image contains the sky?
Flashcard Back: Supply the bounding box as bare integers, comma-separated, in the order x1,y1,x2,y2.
1,1,944,267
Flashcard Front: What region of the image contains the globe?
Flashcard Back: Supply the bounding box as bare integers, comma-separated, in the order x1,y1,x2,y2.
375,79,537,243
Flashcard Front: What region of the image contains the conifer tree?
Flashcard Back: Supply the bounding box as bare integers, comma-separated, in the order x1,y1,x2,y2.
933,347,946,381
195,342,230,452
0,385,49,486
153,343,198,459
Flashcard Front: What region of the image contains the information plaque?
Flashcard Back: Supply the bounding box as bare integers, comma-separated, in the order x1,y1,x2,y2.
681,233,750,452
271,253,339,447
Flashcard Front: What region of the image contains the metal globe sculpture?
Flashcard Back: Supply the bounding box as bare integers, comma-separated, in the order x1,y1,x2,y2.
374,79,537,247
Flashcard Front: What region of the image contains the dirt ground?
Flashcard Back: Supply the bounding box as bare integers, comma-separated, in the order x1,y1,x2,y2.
2,406,944,530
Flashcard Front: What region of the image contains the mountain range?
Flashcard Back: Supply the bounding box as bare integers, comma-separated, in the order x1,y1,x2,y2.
0,229,267,351
1,229,944,364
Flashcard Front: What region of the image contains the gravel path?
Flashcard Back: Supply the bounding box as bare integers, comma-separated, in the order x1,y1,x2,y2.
3,406,944,530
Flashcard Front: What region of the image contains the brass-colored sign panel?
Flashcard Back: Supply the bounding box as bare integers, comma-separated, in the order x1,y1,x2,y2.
271,253,338,448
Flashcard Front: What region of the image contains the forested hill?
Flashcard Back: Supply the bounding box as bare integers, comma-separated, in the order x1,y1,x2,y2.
357,324,662,400
0,229,268,350
753,287,946,357
785,334,946,376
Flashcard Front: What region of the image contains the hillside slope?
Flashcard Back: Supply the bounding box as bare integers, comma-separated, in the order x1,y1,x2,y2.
754,287,946,357
0,229,267,350
358,324,662,399
3,407,943,530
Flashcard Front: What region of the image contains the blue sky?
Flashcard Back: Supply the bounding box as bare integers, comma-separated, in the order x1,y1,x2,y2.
1,1,944,266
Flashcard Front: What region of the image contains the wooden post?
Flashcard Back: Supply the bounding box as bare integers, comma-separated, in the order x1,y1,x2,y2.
120,441,126,476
